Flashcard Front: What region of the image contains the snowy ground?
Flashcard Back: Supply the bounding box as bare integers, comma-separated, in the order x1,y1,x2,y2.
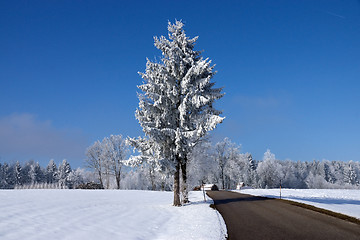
0,190,227,240
235,188,360,219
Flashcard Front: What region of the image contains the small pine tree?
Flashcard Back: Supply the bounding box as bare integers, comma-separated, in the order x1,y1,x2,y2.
28,162,44,185
58,159,72,188
14,161,23,186
46,159,58,184
344,161,359,186
0,163,13,188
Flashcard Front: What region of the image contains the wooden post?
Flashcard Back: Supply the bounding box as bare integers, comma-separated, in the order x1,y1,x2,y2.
202,181,206,202
280,179,282,199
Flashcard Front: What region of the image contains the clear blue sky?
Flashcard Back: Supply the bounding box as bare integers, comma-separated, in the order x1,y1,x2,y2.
1,0,359,168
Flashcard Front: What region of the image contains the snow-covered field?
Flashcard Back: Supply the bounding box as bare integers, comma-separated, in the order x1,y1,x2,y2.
0,190,227,240
236,189,360,219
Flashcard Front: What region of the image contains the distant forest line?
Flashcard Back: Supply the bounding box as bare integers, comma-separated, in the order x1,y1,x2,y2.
1,138,359,190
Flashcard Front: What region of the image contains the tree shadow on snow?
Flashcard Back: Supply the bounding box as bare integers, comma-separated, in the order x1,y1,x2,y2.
182,199,212,207
284,196,360,205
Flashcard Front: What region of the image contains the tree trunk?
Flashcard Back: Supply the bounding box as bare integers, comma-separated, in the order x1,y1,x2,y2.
149,166,156,190
106,171,110,189
98,169,104,188
220,166,225,190
173,162,181,206
116,165,121,190
181,162,189,204
115,172,120,189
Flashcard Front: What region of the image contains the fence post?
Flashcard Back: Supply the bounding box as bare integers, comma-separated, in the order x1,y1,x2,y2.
202,181,206,202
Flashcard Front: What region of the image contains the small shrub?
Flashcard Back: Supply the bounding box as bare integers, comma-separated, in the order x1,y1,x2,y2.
76,182,104,190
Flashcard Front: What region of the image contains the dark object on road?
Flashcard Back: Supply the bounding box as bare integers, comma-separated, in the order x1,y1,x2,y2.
76,182,104,189
193,186,201,191
202,184,219,191
207,191,360,240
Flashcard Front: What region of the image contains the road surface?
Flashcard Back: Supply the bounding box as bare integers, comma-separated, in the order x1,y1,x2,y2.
207,191,360,240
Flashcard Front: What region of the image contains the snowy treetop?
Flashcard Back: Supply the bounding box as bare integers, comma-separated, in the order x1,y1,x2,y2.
130,20,224,170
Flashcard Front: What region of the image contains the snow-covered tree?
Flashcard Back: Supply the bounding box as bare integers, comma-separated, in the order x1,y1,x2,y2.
187,139,216,189
331,161,345,185
14,161,23,186
305,172,328,188
130,20,224,206
102,135,128,189
280,160,300,188
0,163,14,189
0,163,3,188
213,137,240,189
85,140,104,187
235,153,257,188
28,161,44,185
344,161,359,186
46,159,58,184
85,135,129,189
58,159,71,188
246,153,257,186
318,160,336,184
127,137,174,191
68,168,85,188
256,149,283,188
292,160,308,188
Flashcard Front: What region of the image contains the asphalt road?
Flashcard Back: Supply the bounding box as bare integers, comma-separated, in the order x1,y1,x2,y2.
207,191,360,240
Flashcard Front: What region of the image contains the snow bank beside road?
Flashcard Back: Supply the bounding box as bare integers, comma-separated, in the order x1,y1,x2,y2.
235,189,360,219
0,190,226,240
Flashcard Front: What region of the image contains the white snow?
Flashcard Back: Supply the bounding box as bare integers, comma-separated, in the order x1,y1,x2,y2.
235,188,360,219
0,190,227,240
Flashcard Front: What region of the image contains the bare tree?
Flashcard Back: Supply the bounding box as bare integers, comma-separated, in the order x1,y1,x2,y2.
213,137,240,189
85,140,104,188
102,135,128,189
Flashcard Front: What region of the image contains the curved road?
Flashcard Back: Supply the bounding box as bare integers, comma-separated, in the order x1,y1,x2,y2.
207,191,360,240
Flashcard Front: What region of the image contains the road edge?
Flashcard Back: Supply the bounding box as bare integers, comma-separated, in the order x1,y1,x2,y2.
275,198,360,225
205,192,228,239
231,190,360,225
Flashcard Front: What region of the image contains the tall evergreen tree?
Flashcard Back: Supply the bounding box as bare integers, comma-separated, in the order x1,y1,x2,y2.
344,161,359,186
58,159,72,188
14,161,23,186
28,161,44,185
0,163,13,188
46,159,58,184
130,21,224,206
0,163,2,188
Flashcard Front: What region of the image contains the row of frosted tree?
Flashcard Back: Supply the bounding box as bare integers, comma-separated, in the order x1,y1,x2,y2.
123,137,360,191
0,159,88,189
84,134,360,191
1,136,359,190
187,138,360,190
